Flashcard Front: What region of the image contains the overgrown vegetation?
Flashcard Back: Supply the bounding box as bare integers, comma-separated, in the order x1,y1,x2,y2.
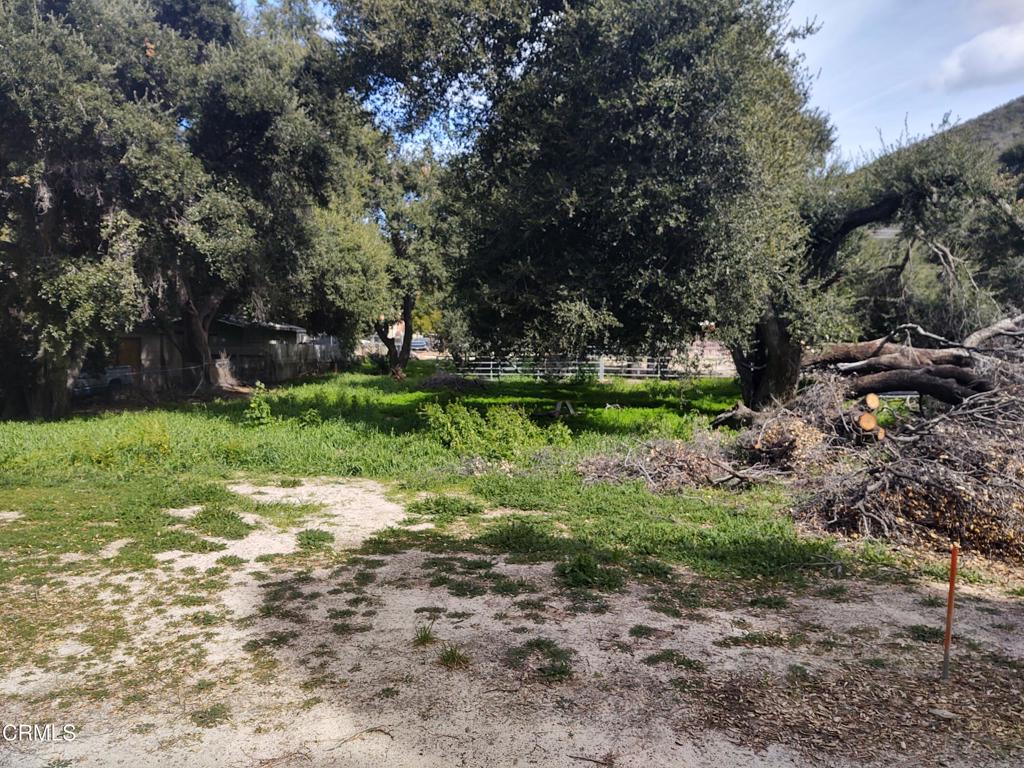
0,369,855,587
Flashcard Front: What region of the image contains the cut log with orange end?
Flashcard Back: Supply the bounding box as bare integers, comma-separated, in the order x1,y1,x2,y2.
863,393,881,411
876,427,886,441
857,411,878,432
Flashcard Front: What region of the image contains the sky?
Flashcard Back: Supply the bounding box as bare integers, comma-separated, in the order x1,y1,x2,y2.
788,0,1024,162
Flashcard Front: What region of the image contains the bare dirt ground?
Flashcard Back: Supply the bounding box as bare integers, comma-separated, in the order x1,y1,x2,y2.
2,479,1022,768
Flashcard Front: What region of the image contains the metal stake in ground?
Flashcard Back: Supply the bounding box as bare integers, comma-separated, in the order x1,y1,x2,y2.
941,544,959,680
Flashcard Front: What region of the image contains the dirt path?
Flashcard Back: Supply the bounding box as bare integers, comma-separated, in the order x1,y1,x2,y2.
3,480,1022,768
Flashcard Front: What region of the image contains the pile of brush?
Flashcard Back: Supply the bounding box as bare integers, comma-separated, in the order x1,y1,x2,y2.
579,437,783,493
793,315,1024,558
799,390,1024,559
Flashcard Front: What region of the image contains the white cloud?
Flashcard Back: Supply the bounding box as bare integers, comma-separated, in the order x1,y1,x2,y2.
937,21,1024,90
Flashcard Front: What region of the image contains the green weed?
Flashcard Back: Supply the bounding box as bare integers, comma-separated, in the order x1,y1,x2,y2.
297,529,334,551
190,703,230,728
407,495,484,522
191,506,252,540
902,625,945,644
556,553,626,591
437,644,470,669
643,650,704,670
505,637,574,681
413,623,437,647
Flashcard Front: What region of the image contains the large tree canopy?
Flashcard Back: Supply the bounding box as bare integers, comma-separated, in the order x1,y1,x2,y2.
339,0,1016,408
0,0,367,416
447,0,829,358
341,0,830,357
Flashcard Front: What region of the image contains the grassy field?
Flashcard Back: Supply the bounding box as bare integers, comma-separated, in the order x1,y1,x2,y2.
3,363,1023,767
0,363,840,584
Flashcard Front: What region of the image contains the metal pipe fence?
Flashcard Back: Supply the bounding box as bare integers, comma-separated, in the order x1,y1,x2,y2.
455,356,686,381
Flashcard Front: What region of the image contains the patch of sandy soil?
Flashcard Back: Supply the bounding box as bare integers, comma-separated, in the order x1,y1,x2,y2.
228,478,407,548
3,480,1022,768
154,479,407,572
0,511,22,523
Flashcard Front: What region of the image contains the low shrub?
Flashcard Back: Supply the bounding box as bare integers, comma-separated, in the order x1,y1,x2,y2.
421,402,570,460
297,528,334,551
242,383,274,427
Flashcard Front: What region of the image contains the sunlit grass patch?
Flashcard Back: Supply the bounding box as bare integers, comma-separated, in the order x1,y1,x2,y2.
190,506,252,540
297,529,334,551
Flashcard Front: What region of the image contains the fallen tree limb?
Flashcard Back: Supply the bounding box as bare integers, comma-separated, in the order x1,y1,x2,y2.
846,369,986,404
963,313,1024,348
835,349,973,373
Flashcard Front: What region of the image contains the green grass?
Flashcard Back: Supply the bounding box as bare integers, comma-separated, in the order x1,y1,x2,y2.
412,623,437,647
749,595,789,609
437,643,470,669
505,637,574,681
190,506,252,540
902,624,946,644
297,529,334,551
0,366,848,590
406,495,484,522
629,624,659,639
643,649,704,670
555,553,627,591
190,703,230,728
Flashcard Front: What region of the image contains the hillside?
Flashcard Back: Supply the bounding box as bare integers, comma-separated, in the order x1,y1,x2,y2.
953,94,1024,160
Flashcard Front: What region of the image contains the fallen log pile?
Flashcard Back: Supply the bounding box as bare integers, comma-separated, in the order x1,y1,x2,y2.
633,315,1024,561
799,390,1024,559
802,315,1024,405
794,315,1024,559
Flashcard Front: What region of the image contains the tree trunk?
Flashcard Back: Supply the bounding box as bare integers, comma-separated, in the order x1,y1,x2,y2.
962,313,1024,348
731,309,803,410
847,369,987,405
374,319,400,372
17,346,82,420
374,293,416,377
181,284,227,390
395,293,415,372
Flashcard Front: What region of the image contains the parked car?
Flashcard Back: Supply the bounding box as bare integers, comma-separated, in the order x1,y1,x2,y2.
410,335,430,351
71,366,135,398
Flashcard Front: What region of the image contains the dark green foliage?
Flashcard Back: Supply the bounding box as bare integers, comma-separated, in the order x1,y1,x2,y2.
439,0,828,360
555,553,626,592
476,518,567,559
0,0,367,415
902,625,945,644
749,595,789,609
243,631,299,651
628,624,658,639
488,575,538,596
643,650,704,670
444,579,487,598
190,703,230,728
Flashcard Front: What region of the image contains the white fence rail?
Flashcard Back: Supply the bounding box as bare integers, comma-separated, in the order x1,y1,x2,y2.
456,356,685,381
